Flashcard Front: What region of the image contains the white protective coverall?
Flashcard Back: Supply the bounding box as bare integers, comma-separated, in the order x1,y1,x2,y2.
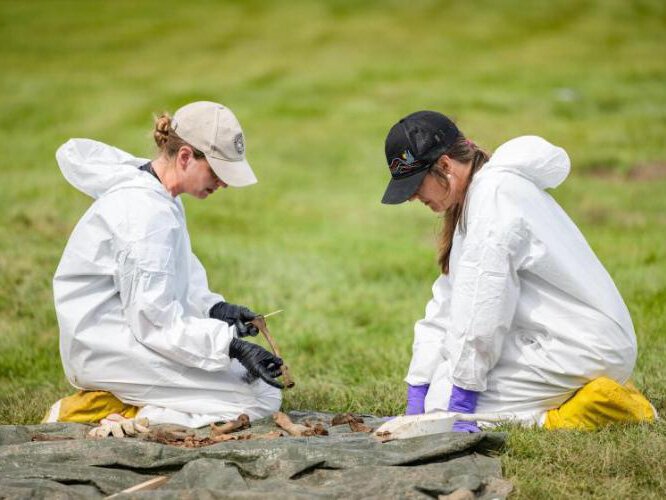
406,136,637,425
53,139,281,427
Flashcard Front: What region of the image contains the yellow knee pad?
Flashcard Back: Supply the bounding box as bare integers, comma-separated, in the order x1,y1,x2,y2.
544,377,657,430
42,390,139,424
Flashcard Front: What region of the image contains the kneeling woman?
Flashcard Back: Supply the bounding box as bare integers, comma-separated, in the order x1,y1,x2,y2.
381,111,654,430
49,101,283,428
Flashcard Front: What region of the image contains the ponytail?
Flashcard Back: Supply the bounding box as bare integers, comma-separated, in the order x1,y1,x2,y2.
434,137,489,274
152,112,205,159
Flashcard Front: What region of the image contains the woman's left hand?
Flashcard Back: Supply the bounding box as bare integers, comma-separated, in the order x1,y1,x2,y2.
448,384,481,432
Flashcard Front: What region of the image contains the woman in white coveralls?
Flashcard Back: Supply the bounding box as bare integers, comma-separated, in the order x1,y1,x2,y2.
50,101,283,428
380,111,654,430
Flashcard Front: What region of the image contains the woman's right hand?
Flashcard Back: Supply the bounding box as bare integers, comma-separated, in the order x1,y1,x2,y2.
229,338,284,389
406,384,430,415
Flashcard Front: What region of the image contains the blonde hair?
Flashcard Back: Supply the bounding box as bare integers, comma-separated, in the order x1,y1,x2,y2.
153,113,205,159
431,136,489,274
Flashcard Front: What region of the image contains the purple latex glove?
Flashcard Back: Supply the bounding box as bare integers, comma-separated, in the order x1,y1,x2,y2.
406,384,430,415
448,384,481,433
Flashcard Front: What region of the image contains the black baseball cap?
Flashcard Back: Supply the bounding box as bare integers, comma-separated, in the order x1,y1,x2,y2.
382,111,461,204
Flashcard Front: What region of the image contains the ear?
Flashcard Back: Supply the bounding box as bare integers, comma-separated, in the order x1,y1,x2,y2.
439,154,452,168
176,146,193,170
433,154,449,173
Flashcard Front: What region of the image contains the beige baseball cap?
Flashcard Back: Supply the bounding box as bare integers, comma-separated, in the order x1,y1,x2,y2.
172,101,257,187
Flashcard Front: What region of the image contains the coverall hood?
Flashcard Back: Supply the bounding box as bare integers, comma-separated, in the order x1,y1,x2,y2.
56,139,153,199
483,135,571,190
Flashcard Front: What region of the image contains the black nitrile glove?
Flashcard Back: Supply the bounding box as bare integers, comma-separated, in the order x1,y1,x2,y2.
228,338,284,389
210,301,259,338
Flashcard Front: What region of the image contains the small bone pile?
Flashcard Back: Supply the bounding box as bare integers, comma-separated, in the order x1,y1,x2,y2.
145,414,256,448
146,428,218,448
142,414,285,448
86,411,374,447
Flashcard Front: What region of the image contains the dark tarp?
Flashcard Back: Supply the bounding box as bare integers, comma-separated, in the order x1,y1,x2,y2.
0,411,509,499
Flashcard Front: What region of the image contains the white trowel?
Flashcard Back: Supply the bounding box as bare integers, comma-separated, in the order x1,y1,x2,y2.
374,411,515,441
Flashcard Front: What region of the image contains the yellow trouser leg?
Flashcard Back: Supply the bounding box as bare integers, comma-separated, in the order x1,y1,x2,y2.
43,390,140,424
544,377,656,430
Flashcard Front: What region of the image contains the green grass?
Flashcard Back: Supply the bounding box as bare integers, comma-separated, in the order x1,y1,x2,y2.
1,0,665,497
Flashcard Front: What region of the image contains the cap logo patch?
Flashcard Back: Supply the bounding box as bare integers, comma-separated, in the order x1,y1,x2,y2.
234,133,245,155
389,149,427,178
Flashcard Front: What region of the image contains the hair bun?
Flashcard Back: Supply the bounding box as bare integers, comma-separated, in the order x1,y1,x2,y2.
153,113,172,148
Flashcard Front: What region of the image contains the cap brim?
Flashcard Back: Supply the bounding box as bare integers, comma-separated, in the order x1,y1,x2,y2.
381,169,428,205
208,156,257,187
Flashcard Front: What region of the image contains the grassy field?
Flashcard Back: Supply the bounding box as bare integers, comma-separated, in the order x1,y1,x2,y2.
1,0,665,497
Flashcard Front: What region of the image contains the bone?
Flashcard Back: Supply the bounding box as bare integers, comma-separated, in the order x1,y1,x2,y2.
250,317,295,388
210,414,251,437
273,412,316,437
330,413,373,432
349,420,373,433
330,413,364,426
303,419,329,436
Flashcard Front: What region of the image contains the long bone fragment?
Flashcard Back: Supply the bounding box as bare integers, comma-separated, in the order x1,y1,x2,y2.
273,412,315,437
210,413,251,437
250,316,295,388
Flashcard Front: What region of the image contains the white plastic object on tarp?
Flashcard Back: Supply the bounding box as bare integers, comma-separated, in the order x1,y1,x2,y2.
374,411,515,441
